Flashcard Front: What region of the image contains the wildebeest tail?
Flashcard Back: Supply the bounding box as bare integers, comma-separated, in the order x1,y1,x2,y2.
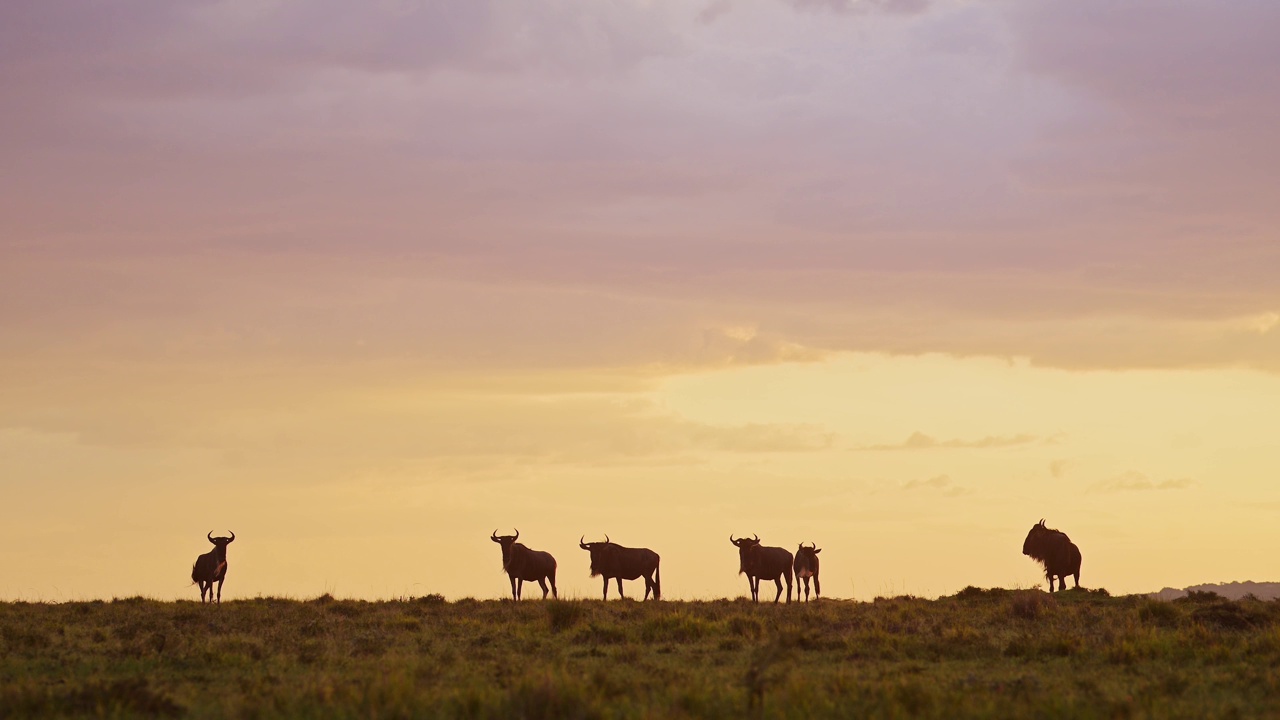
654,560,661,600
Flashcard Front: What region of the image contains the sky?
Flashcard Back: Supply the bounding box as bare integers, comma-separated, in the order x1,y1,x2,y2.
2,0,1278,602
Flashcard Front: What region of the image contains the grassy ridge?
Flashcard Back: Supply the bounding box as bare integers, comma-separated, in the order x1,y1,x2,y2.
3,589,1280,718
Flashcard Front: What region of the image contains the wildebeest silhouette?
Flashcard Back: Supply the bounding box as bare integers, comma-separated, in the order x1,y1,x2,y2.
578,535,661,601
793,542,821,602
1022,519,1081,592
191,531,235,604
490,529,558,600
730,534,794,603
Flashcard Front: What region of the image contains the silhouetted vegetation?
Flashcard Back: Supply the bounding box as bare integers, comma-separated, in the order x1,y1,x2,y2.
3,589,1280,718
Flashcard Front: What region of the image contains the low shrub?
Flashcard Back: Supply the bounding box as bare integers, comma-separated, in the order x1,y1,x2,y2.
1009,591,1056,620
546,601,586,632
1138,599,1182,628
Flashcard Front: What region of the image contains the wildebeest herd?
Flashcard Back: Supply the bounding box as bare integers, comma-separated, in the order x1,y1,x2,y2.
190,520,1082,604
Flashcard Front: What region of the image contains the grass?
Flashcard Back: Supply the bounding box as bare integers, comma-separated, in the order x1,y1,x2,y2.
2,588,1280,718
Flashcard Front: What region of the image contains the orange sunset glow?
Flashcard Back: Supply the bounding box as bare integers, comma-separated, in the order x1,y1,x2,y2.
2,0,1278,603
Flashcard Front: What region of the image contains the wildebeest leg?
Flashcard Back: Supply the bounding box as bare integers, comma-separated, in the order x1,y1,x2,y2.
786,571,793,604
801,577,810,602
747,576,756,602
537,578,549,599
1046,574,1055,593
814,575,820,600
549,570,558,599
1073,571,1080,589
616,577,625,600
773,577,784,603
516,577,524,600
216,578,224,605
198,581,206,603
602,577,609,600
752,576,761,603
509,575,518,601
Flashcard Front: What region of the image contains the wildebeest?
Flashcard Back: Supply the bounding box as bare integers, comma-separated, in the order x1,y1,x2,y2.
1022,519,1082,592
191,531,235,604
490,529,558,600
730,534,794,603
793,542,821,602
578,535,661,601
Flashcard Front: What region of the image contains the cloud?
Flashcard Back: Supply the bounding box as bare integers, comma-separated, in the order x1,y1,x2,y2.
1235,312,1280,336
697,0,734,24
902,474,969,496
903,474,949,489
782,0,931,15
684,422,835,454
4,0,1280,380
0,362,836,480
1049,459,1071,479
0,1,683,97
1013,0,1280,120
1009,0,1280,239
698,326,827,366
1091,471,1193,494
858,431,1039,451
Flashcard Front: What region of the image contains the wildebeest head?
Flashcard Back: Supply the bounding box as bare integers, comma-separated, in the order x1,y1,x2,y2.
730,534,761,574
1022,519,1063,560
795,542,821,562
491,528,520,566
207,530,235,550
579,535,613,576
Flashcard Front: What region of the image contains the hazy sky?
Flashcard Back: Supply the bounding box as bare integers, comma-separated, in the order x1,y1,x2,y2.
2,0,1278,601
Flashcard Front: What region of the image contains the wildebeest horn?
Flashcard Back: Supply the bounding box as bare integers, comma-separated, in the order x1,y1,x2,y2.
227,531,235,543
729,534,738,545
1038,518,1045,526
604,534,610,544
753,533,759,542
491,529,499,540
513,528,519,542
207,531,215,544
580,535,589,549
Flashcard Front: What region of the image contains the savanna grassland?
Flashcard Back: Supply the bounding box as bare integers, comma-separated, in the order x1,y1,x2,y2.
3,589,1280,719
